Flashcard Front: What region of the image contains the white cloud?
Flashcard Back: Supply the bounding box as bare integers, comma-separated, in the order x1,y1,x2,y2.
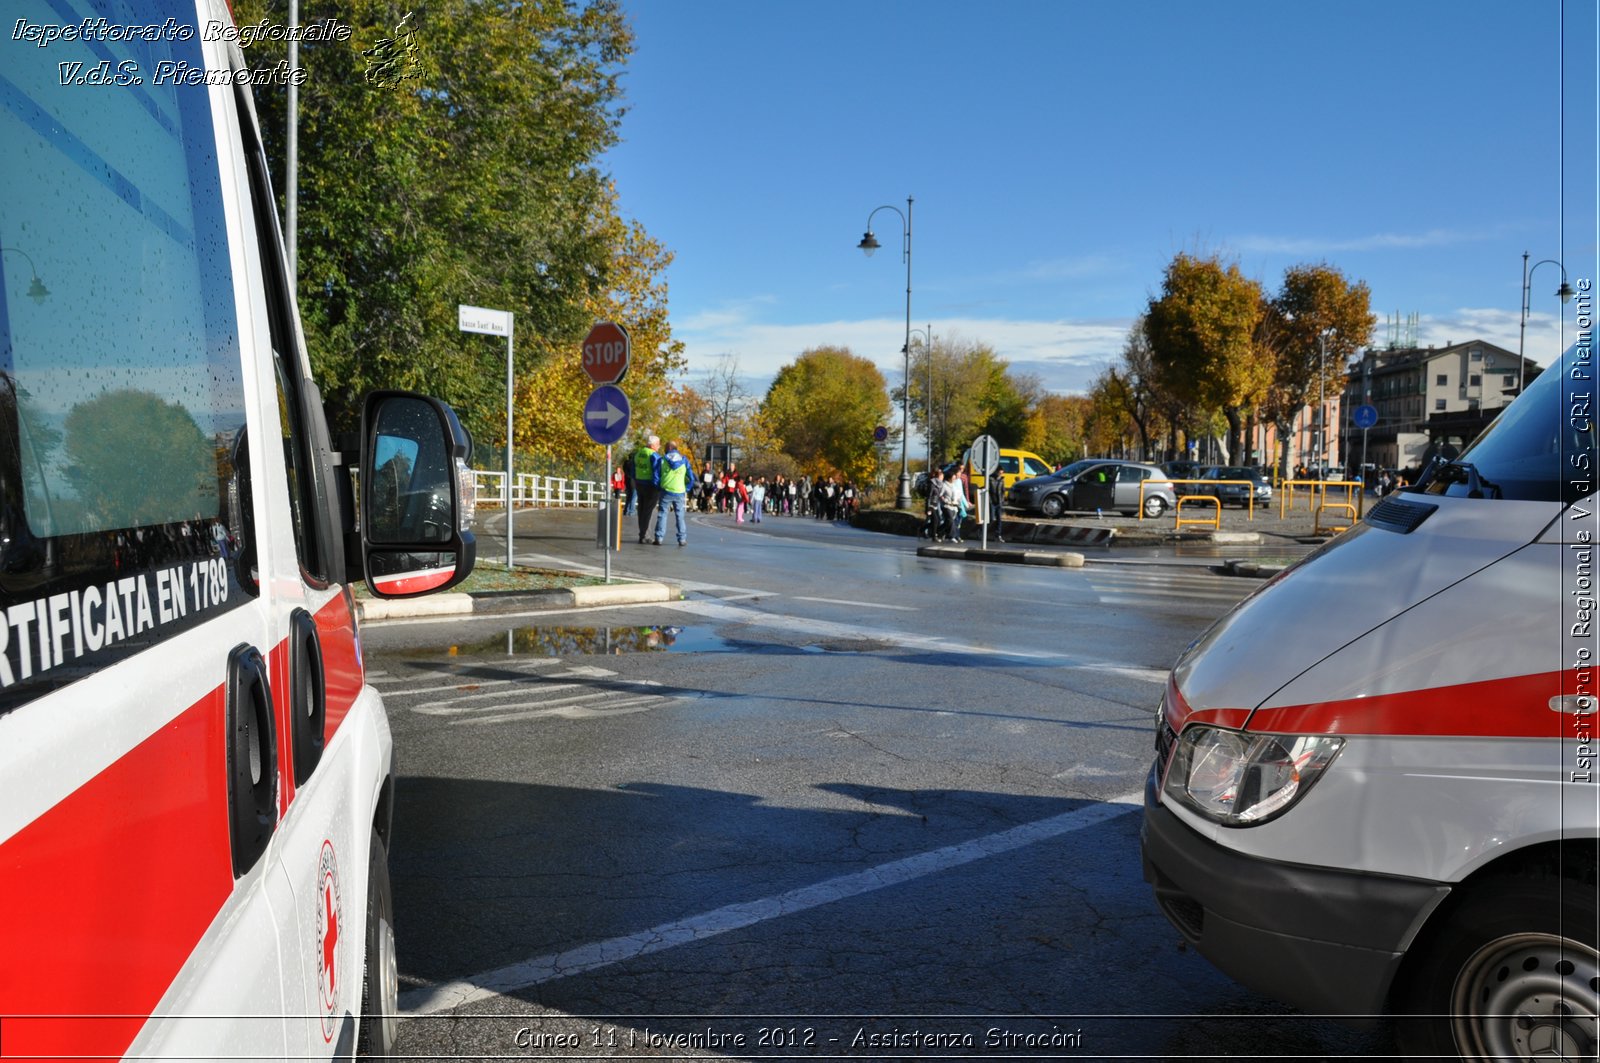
672,301,1578,404
1402,306,1573,368
674,313,1135,397
1235,227,1507,255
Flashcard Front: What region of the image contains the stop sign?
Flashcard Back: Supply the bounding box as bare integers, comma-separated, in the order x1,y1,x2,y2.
581,321,630,385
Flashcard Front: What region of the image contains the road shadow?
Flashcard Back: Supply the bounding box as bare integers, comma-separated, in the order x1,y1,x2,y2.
391,776,1395,1060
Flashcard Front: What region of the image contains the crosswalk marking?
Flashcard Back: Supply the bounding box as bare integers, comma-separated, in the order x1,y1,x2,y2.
379,660,679,726
1080,566,1253,609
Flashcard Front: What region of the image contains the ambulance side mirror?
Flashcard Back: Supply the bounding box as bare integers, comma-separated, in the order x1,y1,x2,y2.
359,391,477,598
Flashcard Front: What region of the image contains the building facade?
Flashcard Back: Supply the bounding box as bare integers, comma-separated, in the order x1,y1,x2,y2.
1339,339,1536,476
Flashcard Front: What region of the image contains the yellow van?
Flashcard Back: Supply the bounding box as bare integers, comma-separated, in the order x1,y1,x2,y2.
963,447,1054,491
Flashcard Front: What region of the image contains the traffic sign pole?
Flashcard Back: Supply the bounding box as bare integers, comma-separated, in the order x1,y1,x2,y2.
604,445,612,582
459,304,516,569
1351,404,1379,505
971,434,1001,549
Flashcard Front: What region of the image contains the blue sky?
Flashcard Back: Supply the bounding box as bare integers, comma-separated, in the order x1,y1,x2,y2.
603,0,1598,400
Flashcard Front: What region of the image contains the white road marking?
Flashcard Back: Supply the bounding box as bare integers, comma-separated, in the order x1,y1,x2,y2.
792,596,918,611
399,791,1144,1015
663,598,1060,660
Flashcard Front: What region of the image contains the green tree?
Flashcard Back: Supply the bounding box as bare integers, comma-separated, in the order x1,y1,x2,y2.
63,391,215,527
1145,253,1271,461
762,347,890,482
907,337,1039,461
235,0,651,452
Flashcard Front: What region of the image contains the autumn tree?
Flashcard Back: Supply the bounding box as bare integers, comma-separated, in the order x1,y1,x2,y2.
1032,394,1093,465
1260,264,1376,476
762,347,891,482
1145,253,1271,461
1092,317,1174,461
1084,372,1136,457
514,194,687,471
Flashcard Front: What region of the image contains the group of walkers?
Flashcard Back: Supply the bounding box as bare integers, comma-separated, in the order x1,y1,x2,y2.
923,463,1004,543
611,437,867,546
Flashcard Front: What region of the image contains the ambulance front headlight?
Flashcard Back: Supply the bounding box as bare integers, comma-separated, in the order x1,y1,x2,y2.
1163,726,1343,826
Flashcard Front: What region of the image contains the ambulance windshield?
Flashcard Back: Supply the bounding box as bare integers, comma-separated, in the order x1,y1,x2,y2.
1423,345,1596,505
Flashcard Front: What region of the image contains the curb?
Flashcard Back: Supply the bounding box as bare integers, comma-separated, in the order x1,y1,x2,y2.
356,580,679,622
853,508,1263,548
918,545,1085,568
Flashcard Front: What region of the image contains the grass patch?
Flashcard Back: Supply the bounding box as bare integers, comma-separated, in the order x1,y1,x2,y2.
351,561,604,598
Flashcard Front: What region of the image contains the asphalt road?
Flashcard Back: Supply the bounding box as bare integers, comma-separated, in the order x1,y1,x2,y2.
362,508,1395,1060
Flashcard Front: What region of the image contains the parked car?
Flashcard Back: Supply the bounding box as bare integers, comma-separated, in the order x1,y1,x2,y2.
1194,465,1272,507
963,447,1054,492
1006,466,1075,515
1009,460,1175,518
1160,460,1206,496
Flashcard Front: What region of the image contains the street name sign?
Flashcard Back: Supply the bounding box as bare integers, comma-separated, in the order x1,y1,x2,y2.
584,384,631,446
458,304,511,337
582,321,630,385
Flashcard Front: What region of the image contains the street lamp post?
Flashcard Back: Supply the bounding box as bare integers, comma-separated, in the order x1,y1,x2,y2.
1318,328,1332,472
0,247,51,304
908,325,933,476
857,196,914,510
1518,252,1576,395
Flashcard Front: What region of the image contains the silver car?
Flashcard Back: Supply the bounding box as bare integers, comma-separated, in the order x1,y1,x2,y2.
1012,460,1176,518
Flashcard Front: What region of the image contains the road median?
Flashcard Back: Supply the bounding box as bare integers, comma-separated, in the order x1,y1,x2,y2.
357,580,679,621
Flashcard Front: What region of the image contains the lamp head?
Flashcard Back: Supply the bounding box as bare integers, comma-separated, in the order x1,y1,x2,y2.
26,275,50,304
857,231,880,257
1557,281,1576,304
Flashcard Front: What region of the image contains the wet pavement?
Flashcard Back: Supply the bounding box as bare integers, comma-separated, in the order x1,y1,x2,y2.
365,510,1399,1060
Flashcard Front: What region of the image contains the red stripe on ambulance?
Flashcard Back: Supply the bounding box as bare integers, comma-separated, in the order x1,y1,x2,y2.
0,595,363,1060
0,687,229,1059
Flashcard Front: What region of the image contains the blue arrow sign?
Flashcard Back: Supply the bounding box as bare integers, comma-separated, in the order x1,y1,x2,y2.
584,384,631,445
1352,404,1379,430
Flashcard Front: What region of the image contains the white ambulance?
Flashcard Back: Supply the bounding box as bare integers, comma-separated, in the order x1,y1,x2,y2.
0,1,476,1057
1143,338,1597,1059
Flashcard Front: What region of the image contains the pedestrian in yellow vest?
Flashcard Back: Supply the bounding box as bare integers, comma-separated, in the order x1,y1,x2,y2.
630,435,661,544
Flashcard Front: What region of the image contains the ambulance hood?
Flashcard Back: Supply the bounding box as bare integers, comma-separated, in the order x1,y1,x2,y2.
1168,493,1562,729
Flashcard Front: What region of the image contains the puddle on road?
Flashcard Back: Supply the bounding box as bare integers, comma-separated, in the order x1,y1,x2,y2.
443,625,873,657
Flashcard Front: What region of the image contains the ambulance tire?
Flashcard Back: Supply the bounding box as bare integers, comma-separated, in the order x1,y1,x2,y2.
356,831,399,1057
1392,870,1597,1061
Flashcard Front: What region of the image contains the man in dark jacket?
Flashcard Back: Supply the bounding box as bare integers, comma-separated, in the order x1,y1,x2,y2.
630,435,661,543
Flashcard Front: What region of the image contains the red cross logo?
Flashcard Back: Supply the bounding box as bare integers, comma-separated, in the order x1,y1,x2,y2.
322,880,339,995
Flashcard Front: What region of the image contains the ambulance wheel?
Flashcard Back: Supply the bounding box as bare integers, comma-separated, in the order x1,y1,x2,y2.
1393,871,1598,1061
357,831,399,1057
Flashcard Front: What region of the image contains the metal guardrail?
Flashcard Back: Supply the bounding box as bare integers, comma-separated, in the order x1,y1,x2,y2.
1315,501,1358,535
472,470,605,508
1279,479,1365,520
1140,479,1260,521
1174,494,1221,531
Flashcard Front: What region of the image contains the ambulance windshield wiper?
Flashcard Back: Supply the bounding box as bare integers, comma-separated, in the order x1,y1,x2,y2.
1442,460,1502,499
